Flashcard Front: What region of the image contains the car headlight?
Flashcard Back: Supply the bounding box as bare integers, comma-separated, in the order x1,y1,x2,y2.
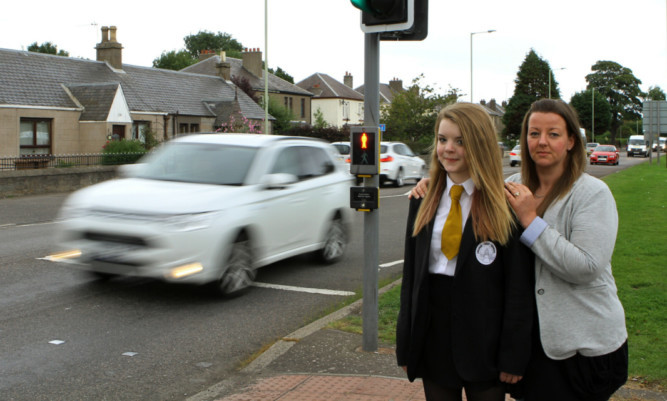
162,212,218,232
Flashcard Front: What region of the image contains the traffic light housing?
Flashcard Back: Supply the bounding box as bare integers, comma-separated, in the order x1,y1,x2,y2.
350,126,380,176
350,0,428,41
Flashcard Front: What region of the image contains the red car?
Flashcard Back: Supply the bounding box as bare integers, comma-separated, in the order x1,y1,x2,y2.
590,145,620,165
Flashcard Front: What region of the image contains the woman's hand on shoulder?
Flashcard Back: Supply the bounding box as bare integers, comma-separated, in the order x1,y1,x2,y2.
504,181,539,228
408,178,430,199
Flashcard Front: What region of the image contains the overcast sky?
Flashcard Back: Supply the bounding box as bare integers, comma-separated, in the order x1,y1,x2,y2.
1,0,665,104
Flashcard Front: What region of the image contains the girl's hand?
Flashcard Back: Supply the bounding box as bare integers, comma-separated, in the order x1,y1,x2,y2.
409,178,430,199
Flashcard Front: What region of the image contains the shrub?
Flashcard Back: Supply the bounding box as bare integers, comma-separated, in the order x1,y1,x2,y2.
101,139,147,165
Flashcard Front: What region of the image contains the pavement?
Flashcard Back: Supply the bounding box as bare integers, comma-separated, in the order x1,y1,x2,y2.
185,280,666,401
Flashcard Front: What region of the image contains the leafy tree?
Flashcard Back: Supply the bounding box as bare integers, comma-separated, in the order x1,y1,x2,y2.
27,41,69,57
261,97,294,133
645,85,666,101
585,60,643,143
184,31,243,59
570,89,612,140
268,66,294,83
381,74,461,151
502,49,558,138
231,75,259,102
152,50,197,70
313,108,328,129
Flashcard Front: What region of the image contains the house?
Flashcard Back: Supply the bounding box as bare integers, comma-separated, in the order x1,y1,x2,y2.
296,72,364,128
479,99,507,137
0,26,269,157
182,48,313,125
355,77,404,107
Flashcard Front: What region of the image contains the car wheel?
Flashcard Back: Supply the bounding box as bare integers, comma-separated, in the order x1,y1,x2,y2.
318,218,347,264
394,168,404,187
510,161,517,167
216,234,255,296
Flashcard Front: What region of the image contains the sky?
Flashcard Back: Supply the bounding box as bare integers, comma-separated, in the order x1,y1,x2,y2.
1,0,665,104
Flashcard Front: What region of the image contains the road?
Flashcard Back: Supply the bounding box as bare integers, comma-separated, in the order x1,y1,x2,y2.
0,154,646,400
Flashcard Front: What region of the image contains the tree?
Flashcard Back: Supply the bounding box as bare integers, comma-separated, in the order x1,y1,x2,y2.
381,74,461,150
231,75,259,102
585,60,643,143
184,31,243,59
27,41,69,57
268,66,294,83
313,108,328,129
645,85,666,101
262,97,294,134
502,49,558,138
152,50,197,70
570,89,612,140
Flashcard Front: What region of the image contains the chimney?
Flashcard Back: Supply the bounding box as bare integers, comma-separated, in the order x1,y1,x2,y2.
480,99,487,106
95,25,123,69
216,51,231,81
242,48,263,78
344,72,353,88
199,49,217,61
489,99,497,111
389,77,403,93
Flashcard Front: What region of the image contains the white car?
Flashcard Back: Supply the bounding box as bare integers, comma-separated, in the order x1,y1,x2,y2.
379,141,427,187
50,134,353,296
509,145,521,167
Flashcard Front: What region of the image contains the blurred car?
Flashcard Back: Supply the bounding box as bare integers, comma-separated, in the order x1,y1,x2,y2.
379,141,427,187
652,137,666,152
586,142,600,156
590,145,620,165
509,145,521,167
331,141,351,163
49,134,353,296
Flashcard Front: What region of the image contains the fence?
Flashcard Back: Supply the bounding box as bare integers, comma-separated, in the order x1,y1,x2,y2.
0,153,146,171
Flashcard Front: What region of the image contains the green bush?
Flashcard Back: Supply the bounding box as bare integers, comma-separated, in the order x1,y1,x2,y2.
102,139,147,165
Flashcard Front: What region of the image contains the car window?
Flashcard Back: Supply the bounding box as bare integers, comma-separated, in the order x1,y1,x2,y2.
271,146,334,181
596,146,615,152
380,145,388,153
333,144,350,155
403,144,416,156
512,145,520,151
138,143,256,185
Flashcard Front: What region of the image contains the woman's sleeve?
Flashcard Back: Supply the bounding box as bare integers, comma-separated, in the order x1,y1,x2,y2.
531,180,618,284
497,223,535,375
396,197,420,366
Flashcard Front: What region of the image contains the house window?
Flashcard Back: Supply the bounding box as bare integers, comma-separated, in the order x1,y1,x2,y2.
179,123,188,133
132,121,151,142
300,98,305,118
288,97,293,112
284,96,289,108
190,123,200,133
19,118,52,155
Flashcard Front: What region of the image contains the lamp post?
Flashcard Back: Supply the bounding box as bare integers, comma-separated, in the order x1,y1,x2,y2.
592,87,595,143
470,29,496,103
548,67,566,99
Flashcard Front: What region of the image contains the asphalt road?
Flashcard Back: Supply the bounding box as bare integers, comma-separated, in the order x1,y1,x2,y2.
0,154,647,400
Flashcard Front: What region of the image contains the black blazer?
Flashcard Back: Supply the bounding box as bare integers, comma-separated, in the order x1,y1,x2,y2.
396,197,534,382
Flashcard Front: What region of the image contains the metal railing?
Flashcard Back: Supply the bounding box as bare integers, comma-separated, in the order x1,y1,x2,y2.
0,153,147,171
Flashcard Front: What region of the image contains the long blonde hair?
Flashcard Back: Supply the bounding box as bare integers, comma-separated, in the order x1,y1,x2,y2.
413,103,514,244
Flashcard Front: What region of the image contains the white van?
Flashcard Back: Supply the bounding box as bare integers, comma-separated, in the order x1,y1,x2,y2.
627,135,648,157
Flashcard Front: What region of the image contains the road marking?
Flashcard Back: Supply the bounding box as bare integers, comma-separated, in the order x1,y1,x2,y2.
379,260,403,268
252,282,355,296
1,221,56,229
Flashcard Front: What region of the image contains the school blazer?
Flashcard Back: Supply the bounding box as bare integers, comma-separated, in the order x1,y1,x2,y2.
396,197,535,382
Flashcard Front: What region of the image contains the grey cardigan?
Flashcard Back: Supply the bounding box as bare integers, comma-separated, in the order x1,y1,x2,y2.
507,173,627,360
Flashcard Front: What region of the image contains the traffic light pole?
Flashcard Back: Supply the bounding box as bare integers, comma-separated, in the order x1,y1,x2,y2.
362,32,380,352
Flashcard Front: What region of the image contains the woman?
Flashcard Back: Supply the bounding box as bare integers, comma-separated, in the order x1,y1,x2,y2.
504,99,627,401
396,103,534,401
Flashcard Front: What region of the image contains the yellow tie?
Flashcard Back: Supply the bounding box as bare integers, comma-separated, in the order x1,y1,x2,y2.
441,185,464,259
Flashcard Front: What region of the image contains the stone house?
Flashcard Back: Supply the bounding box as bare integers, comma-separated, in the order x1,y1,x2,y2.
182,48,313,125
296,72,364,128
0,26,269,157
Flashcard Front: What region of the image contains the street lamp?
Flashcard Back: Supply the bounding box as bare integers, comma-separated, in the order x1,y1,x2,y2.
549,67,566,99
470,29,496,103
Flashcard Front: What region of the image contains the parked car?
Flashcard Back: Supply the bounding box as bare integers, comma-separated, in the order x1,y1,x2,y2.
379,141,427,187
590,145,620,165
49,134,353,296
652,137,666,152
586,142,600,156
509,145,521,167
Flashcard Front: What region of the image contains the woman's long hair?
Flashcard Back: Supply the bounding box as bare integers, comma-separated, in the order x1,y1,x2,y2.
519,99,587,216
413,103,514,245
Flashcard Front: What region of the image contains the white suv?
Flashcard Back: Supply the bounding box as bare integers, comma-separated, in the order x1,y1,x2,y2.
51,134,353,296
379,142,427,187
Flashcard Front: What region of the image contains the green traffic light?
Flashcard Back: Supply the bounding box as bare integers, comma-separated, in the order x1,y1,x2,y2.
350,0,373,13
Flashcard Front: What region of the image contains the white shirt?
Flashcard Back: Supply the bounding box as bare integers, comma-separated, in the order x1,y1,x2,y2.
429,176,474,276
